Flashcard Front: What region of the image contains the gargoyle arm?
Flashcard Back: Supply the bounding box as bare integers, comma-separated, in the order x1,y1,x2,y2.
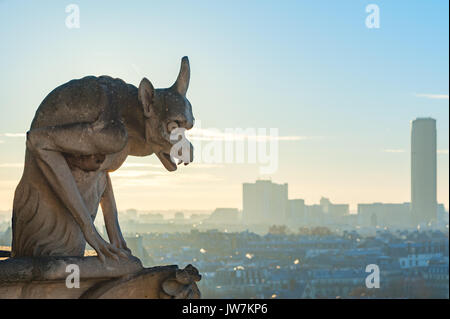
26,121,128,262
100,173,131,254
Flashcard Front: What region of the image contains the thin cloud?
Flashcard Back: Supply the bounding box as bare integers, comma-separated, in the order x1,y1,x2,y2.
112,173,222,189
121,163,165,169
0,163,24,168
414,93,449,100
383,149,448,155
383,149,405,153
186,128,310,142
110,170,165,178
121,162,223,169
1,133,26,137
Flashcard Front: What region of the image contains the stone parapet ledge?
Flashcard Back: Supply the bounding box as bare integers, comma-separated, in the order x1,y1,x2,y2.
0,256,201,299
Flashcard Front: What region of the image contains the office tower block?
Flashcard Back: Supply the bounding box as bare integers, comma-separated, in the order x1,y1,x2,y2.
243,180,288,225
411,118,437,225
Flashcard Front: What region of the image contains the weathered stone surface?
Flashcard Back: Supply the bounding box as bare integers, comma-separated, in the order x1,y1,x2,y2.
0,255,143,282
0,256,201,299
81,264,201,299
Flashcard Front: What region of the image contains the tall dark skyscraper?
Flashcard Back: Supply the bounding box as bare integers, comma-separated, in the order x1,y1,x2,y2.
411,118,437,225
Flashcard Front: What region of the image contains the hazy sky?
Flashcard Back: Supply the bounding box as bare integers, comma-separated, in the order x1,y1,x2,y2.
0,0,448,212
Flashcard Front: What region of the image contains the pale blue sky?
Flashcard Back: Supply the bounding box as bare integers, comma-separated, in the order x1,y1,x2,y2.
0,0,448,211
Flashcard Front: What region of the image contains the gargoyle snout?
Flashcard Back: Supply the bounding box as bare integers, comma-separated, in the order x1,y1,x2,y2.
171,113,194,131
185,116,194,130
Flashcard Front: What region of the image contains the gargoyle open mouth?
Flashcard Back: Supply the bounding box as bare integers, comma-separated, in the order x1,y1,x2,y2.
156,140,193,172
157,151,178,172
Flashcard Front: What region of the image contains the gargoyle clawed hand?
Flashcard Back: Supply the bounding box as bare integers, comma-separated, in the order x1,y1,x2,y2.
160,264,202,299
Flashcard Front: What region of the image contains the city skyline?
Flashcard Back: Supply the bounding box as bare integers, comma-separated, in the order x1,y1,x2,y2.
1,115,447,214
0,1,448,212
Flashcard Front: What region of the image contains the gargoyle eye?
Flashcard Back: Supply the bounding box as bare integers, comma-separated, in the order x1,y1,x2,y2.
167,121,179,132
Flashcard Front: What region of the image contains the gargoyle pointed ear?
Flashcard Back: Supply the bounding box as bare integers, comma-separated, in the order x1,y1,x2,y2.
171,56,190,96
138,77,154,118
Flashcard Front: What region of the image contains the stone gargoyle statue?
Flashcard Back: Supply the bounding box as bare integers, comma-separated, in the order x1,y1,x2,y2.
0,57,201,299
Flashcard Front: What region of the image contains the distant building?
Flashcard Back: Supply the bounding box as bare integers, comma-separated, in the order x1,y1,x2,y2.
399,253,443,269
125,234,153,266
190,214,209,222
124,209,138,220
437,204,449,227
305,204,324,226
174,212,185,220
411,118,437,225
288,197,349,226
0,227,11,247
139,213,164,223
206,208,240,224
422,258,449,298
288,197,349,227
357,203,411,227
288,199,306,225
320,197,349,221
243,180,288,225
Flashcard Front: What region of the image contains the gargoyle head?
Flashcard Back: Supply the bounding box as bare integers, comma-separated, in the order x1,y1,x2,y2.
138,57,195,171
